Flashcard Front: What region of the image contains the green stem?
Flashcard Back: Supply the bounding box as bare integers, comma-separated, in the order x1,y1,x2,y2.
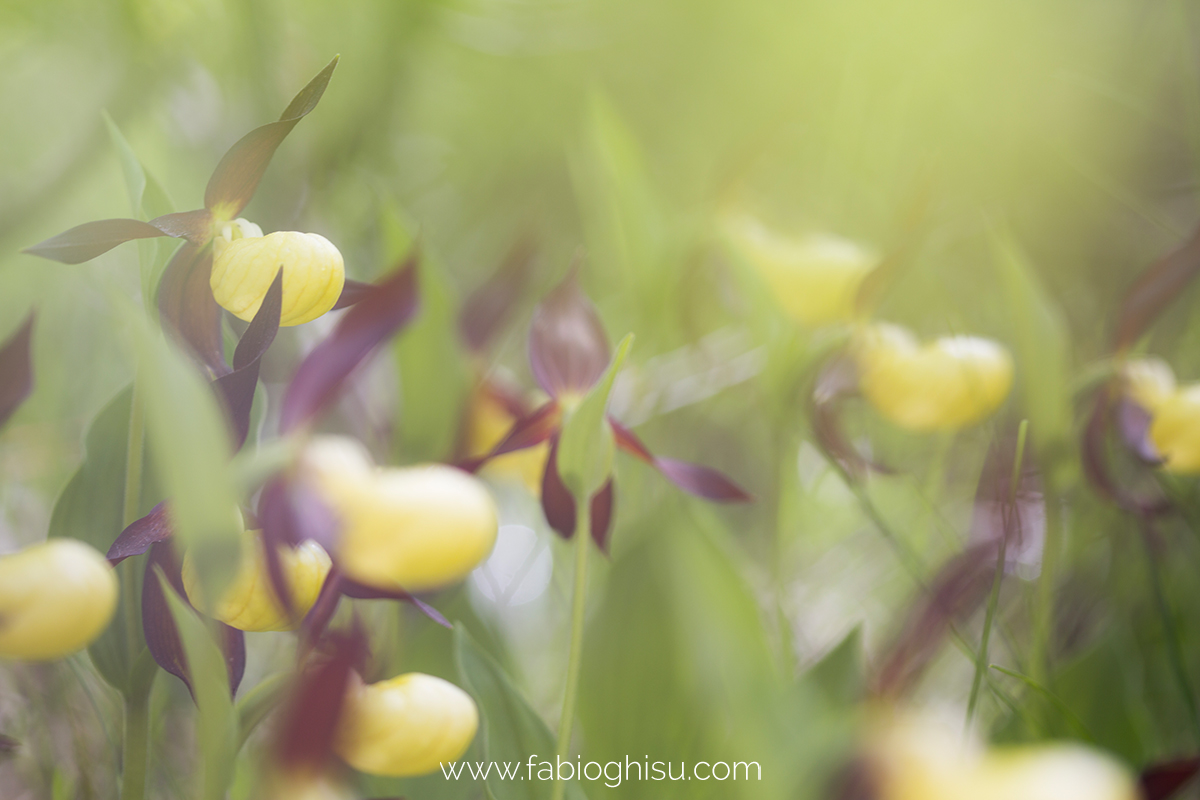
120,381,150,800
552,498,591,800
1030,482,1061,690
966,421,1027,731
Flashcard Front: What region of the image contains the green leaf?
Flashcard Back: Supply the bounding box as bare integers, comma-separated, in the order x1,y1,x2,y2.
557,334,633,500
235,672,289,753
802,627,863,706
157,571,238,800
48,386,157,691
991,231,1072,465
123,299,241,603
454,625,587,800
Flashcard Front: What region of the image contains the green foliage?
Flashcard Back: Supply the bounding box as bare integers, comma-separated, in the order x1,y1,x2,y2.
557,334,632,500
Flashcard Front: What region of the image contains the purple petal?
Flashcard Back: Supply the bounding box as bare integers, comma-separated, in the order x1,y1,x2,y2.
274,626,367,771
24,219,171,264
107,502,172,564
222,624,246,697
968,427,1045,575
340,579,452,628
460,236,536,352
462,400,560,472
300,569,344,651
259,476,342,623
1116,222,1200,351
142,542,192,694
157,241,228,376
204,57,339,219
810,355,889,478
874,543,999,698
331,279,374,310
528,267,610,398
147,209,214,242
1080,385,1171,516
610,419,752,502
1115,396,1163,464
1141,756,1200,800
0,313,34,429
212,270,283,449
280,253,420,432
539,439,615,549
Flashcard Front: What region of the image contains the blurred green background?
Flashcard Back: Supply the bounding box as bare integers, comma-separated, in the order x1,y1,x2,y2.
4,0,1200,797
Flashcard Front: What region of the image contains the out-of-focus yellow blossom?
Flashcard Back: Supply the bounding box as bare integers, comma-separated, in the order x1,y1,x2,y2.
210,218,345,326
855,323,1013,431
302,436,498,592
720,213,880,327
0,539,118,660
181,531,331,632
334,672,479,777
465,384,549,494
867,709,1137,800
1120,358,1200,474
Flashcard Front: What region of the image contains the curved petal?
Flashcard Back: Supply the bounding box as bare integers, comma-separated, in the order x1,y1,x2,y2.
610,419,751,502
107,502,172,564
528,267,610,398
1141,756,1200,800
212,270,283,449
810,354,889,478
1116,221,1200,351
142,542,191,693
340,579,451,628
25,219,171,264
539,439,616,551
204,57,339,220
1080,384,1171,516
280,253,419,432
0,313,34,429
157,241,228,376
331,279,374,310
461,400,560,472
259,475,341,622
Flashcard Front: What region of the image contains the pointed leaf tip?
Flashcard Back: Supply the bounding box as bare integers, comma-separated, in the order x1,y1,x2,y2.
528,266,610,398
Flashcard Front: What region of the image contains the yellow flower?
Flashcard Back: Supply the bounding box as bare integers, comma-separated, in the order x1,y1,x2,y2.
868,710,1137,800
1120,358,1200,474
210,219,345,326
855,323,1013,431
302,436,498,592
720,213,879,326
465,384,549,494
0,539,118,660
334,672,478,777
181,531,331,632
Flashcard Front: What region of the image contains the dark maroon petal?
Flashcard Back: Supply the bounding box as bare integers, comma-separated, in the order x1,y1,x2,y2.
540,439,574,538
874,543,998,698
331,279,374,310
609,419,751,502
340,580,452,628
275,626,367,771
212,270,283,449
1115,396,1163,465
0,313,34,429
142,541,192,694
204,57,339,219
528,268,610,398
590,480,614,553
1080,384,1171,517
1141,756,1200,800
148,209,214,242
259,476,341,622
1116,222,1200,351
157,241,228,376
222,624,246,697
460,236,536,352
300,569,344,651
0,734,17,755
810,355,888,478
462,401,560,473
280,253,420,432
538,439,615,548
108,502,172,564
23,219,171,264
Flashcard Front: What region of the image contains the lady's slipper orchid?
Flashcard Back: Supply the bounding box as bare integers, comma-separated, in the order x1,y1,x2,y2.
0,539,118,660
181,531,332,632
464,378,549,493
211,220,345,326
861,710,1137,800
720,214,880,327
301,436,499,593
1114,357,1200,474
854,323,1013,432
333,672,479,777
467,270,751,551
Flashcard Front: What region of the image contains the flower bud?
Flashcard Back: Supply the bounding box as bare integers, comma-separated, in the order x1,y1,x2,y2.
211,222,345,326
302,436,498,592
334,672,478,777
720,214,879,326
0,539,118,660
855,323,1013,431
182,531,332,632
465,385,549,494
